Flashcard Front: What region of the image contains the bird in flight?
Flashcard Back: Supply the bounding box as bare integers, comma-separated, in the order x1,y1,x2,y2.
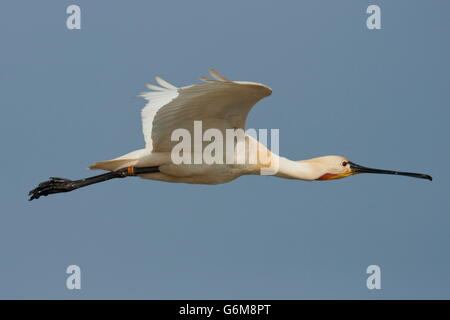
29,69,431,201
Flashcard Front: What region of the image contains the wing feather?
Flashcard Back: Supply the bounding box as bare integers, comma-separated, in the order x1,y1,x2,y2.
145,83,166,91
140,70,271,152
155,76,177,90
200,76,216,83
209,68,231,81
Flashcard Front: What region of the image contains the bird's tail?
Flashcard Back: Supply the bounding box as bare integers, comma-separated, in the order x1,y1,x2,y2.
89,159,138,171
89,148,152,171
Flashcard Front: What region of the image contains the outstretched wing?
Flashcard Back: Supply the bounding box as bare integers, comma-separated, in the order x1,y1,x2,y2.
140,69,272,152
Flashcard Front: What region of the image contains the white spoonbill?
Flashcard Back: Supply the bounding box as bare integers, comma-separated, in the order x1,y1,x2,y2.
29,69,431,201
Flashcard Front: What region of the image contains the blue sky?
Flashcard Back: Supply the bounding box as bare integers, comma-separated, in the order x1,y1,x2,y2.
0,0,449,299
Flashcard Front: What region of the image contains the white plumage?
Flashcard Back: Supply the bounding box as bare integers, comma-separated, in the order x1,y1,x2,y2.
86,69,431,185
28,69,431,201
89,69,274,184
139,69,271,153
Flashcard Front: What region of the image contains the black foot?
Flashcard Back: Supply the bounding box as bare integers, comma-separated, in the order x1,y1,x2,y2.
28,177,77,201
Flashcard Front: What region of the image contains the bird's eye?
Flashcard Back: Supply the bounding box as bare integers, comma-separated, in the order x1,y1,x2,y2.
342,161,348,167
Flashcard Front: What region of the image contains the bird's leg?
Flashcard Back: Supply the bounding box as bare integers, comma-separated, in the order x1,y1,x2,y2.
28,170,129,201
28,166,160,201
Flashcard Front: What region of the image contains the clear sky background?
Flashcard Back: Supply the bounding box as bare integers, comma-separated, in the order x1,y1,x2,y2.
0,0,449,299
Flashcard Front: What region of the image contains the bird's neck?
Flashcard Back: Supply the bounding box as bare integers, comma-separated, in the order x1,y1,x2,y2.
274,157,320,181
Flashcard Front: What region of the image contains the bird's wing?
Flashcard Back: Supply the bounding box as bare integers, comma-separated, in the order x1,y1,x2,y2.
140,69,272,152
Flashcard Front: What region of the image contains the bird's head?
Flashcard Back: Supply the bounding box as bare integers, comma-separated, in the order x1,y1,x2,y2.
308,155,432,181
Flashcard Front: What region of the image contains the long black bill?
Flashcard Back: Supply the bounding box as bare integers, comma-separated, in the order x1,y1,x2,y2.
349,162,432,181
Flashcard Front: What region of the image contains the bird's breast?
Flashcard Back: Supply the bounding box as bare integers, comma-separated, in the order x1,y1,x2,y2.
157,163,250,184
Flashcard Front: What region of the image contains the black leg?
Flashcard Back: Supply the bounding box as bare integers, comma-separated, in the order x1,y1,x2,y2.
28,166,159,201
